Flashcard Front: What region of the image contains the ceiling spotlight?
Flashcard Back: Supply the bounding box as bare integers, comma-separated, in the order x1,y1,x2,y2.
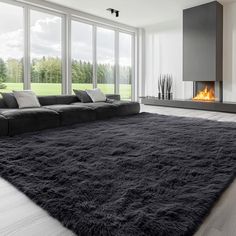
107,8,120,17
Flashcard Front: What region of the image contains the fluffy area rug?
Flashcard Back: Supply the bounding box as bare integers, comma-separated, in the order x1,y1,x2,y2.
0,112,236,236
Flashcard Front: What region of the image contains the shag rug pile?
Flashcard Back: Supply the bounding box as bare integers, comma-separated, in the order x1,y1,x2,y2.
0,113,236,236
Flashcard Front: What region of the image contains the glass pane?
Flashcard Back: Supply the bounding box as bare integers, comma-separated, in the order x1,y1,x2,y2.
30,10,62,95
97,27,115,94
71,21,93,91
119,33,132,100
0,2,23,93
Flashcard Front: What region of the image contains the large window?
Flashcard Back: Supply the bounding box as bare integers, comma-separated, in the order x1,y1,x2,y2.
97,27,115,94
0,2,24,93
71,21,93,91
119,33,132,100
30,10,62,95
0,1,135,99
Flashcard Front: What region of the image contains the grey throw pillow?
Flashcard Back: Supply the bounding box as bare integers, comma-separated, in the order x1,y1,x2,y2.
13,90,41,109
73,89,92,103
0,92,18,108
85,88,107,102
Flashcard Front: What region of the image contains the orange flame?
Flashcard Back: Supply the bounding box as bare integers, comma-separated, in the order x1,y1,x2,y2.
193,86,216,101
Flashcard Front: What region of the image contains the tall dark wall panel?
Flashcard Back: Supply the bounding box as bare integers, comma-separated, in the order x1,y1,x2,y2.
183,1,223,82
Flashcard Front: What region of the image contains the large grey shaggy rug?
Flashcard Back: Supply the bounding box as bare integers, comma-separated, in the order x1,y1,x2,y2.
0,112,236,236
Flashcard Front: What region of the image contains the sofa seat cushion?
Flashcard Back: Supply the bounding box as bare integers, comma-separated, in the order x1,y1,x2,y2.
0,108,60,136
0,115,8,136
72,102,118,119
112,101,140,116
44,105,96,125
72,101,140,119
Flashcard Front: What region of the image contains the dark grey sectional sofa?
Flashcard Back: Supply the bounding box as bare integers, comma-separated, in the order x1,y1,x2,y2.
0,94,140,136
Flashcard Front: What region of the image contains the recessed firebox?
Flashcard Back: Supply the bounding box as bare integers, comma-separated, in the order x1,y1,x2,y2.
193,81,223,102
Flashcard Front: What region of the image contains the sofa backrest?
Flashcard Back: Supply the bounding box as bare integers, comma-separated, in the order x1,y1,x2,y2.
0,94,120,108
38,95,79,106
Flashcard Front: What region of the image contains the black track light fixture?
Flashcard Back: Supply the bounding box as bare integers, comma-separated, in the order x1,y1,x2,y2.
107,8,120,17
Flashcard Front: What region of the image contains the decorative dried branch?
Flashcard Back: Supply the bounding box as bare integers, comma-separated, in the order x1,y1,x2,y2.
166,74,173,93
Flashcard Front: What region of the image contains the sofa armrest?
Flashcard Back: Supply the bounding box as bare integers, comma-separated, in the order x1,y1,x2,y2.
106,94,120,101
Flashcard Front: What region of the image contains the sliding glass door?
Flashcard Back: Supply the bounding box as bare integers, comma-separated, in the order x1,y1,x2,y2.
71,20,93,91
0,2,24,93
30,10,62,95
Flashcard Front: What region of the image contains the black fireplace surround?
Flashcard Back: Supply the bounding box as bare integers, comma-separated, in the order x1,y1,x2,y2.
183,1,223,102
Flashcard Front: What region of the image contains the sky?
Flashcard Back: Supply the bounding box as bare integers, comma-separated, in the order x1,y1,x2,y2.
0,2,131,66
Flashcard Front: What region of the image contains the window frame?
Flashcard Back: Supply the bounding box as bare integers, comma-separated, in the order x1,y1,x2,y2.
29,7,64,95
71,16,135,99
0,0,137,100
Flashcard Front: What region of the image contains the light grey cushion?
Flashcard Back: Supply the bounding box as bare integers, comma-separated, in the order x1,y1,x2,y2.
13,90,41,109
86,88,106,102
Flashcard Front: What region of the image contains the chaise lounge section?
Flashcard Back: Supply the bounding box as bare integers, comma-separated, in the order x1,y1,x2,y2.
0,94,140,136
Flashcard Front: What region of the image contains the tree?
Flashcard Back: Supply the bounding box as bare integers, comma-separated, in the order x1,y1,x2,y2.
32,57,62,84
0,58,7,89
6,58,23,83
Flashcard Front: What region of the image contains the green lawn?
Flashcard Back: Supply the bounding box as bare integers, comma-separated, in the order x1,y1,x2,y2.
0,83,131,100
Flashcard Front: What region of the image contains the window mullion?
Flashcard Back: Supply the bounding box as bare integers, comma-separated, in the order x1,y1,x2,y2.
115,31,119,95
61,15,66,94
92,25,97,89
131,34,135,101
62,14,71,94
23,6,30,90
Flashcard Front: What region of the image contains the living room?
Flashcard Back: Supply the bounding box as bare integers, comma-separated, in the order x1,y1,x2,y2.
0,0,236,235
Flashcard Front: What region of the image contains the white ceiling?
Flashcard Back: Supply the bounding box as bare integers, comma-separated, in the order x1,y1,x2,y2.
46,0,236,27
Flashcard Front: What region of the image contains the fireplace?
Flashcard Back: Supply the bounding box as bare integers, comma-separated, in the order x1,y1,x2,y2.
142,2,236,113
183,1,223,102
193,81,223,102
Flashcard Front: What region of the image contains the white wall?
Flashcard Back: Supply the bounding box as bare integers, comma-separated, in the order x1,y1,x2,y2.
223,2,236,102
144,17,192,99
144,1,236,102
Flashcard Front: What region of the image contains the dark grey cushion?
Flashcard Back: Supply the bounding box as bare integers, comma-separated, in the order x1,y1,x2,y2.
38,95,79,106
0,108,60,136
73,90,93,103
73,102,118,119
72,101,140,119
0,93,18,108
0,98,7,108
106,94,121,101
113,101,140,116
44,105,96,126
0,115,8,136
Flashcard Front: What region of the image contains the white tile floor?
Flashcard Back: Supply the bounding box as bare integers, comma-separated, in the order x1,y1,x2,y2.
141,104,236,122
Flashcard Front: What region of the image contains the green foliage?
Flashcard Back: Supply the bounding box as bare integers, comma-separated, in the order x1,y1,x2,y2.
0,57,132,89
6,58,23,83
31,57,61,83
0,58,7,89
72,60,93,84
